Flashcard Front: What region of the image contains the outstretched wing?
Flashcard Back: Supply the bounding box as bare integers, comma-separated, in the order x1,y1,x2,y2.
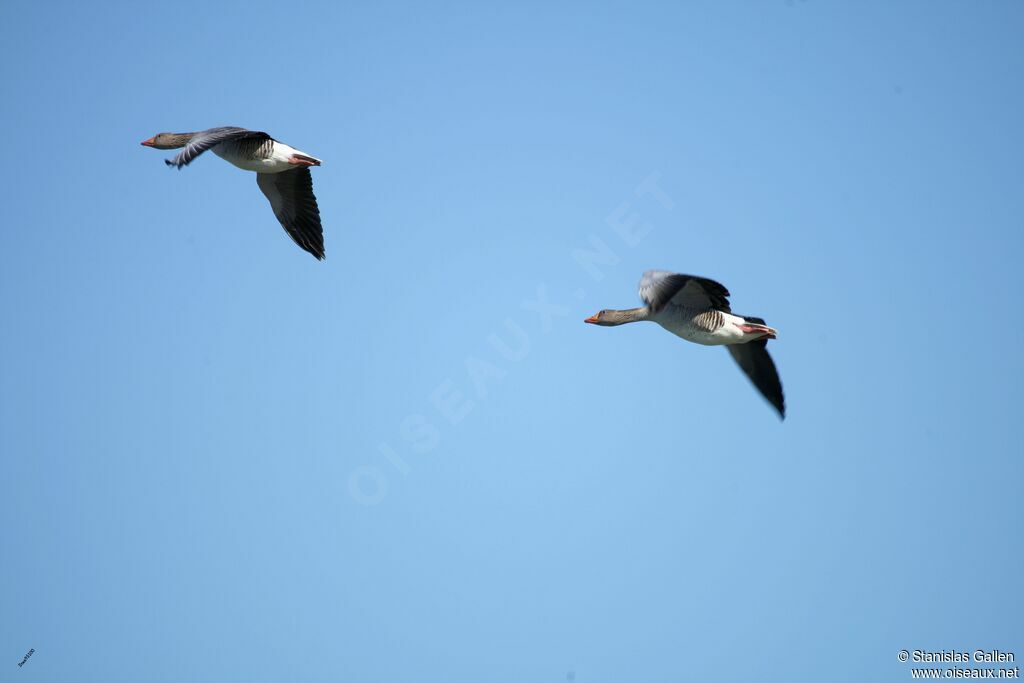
727,339,785,419
165,127,270,169
256,168,324,260
638,270,731,312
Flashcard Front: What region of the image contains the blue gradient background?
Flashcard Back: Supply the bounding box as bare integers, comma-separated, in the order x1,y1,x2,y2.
1,2,1022,681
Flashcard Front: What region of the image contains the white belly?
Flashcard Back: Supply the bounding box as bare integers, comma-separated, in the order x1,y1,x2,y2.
653,309,747,346
212,141,304,174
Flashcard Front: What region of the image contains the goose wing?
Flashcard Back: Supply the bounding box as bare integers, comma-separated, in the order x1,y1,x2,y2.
165,127,270,169
638,271,731,312
727,338,785,419
256,168,324,260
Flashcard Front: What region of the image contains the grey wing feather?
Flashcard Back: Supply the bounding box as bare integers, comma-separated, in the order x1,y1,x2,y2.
256,168,324,260
727,340,785,419
166,127,270,169
639,270,731,312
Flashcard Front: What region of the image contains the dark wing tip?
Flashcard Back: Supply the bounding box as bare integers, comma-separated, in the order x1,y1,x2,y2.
773,393,786,420
763,363,785,420
727,341,785,421
257,169,325,261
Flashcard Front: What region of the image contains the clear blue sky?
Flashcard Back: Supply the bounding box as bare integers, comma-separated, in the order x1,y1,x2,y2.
2,1,1022,681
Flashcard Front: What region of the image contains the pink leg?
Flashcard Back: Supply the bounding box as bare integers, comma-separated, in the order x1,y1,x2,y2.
288,155,321,167
739,324,777,339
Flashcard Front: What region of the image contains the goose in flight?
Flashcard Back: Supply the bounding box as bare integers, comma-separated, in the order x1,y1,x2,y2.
141,127,324,260
585,271,785,419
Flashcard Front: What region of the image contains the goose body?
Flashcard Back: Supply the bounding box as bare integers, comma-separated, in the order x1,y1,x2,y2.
141,127,325,260
585,270,786,419
212,138,321,173
650,306,755,346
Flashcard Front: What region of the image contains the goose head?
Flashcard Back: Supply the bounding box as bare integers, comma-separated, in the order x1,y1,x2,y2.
140,132,193,150
584,309,647,326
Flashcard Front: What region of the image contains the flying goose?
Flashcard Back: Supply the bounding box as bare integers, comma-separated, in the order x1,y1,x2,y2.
141,127,325,260
585,270,785,419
